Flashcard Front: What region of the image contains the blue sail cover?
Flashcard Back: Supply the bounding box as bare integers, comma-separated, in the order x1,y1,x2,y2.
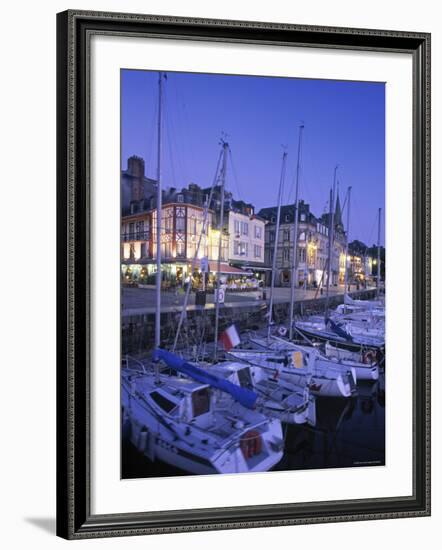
325,318,353,342
153,348,258,410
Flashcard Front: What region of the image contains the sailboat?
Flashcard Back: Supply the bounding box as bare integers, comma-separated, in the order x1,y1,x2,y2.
121,73,284,475
203,145,316,425
122,355,284,474
294,186,385,357
229,133,357,397
232,333,358,396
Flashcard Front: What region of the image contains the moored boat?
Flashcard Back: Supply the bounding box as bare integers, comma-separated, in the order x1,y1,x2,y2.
122,355,284,475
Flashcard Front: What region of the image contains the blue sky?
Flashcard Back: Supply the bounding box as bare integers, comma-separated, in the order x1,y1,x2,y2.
121,69,385,246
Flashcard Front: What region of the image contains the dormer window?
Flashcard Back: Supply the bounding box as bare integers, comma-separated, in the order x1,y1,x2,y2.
177,194,184,203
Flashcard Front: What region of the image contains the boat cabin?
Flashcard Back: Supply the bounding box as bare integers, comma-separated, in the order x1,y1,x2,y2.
150,378,212,423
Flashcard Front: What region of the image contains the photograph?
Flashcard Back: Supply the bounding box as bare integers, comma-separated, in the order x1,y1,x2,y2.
120,69,386,479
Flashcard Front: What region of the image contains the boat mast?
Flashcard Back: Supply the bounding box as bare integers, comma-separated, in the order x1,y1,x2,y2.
213,139,229,360
267,150,288,342
343,185,352,294
377,207,382,298
154,72,164,355
289,124,304,340
172,148,223,353
324,165,338,319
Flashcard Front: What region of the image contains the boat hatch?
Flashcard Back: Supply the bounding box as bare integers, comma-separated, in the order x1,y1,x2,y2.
237,367,253,390
150,391,177,413
191,387,211,418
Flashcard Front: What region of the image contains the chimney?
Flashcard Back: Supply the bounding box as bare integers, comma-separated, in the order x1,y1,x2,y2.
127,156,145,178
127,156,145,202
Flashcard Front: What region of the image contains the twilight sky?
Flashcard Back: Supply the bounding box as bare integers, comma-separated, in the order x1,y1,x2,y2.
121,69,385,246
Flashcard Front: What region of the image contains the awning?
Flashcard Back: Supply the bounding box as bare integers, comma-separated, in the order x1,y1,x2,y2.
240,265,273,271
208,262,246,274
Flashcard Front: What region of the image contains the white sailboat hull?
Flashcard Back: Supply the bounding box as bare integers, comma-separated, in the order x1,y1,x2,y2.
324,343,380,381
122,374,284,475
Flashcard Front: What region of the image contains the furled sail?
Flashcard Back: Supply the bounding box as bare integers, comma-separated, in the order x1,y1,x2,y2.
153,348,258,410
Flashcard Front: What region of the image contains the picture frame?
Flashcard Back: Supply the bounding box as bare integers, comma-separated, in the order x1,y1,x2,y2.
56,9,431,539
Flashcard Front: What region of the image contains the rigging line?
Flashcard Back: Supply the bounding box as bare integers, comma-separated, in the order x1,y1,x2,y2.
286,132,306,206
341,186,349,215
164,108,177,188
172,147,224,352
365,213,377,248
165,82,183,187
228,148,243,202
145,80,158,179
166,84,189,186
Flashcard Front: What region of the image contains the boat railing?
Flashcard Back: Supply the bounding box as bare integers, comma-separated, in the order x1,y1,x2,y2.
122,354,147,374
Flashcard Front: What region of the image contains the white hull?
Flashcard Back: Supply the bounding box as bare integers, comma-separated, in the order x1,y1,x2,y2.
207,361,316,426
122,371,283,475
230,341,354,399
324,343,380,381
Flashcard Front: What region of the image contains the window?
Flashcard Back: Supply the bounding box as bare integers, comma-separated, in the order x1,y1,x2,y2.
162,241,173,258
283,248,290,261
136,220,144,239
299,248,306,262
177,194,184,203
234,219,240,234
269,230,275,242
300,213,306,222
192,388,210,417
176,217,185,232
150,391,177,413
285,214,291,222
283,229,290,242
254,225,262,239
254,245,262,258
239,242,248,256
234,240,240,255
299,231,306,241
271,216,276,223
237,367,253,389
241,221,248,235
176,241,186,258
128,222,135,240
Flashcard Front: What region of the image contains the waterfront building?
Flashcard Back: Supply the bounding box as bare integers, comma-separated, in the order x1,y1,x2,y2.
120,158,264,289
347,240,384,287
121,195,230,287
258,196,346,288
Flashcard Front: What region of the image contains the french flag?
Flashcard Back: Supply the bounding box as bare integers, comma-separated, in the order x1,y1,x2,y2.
219,324,241,351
